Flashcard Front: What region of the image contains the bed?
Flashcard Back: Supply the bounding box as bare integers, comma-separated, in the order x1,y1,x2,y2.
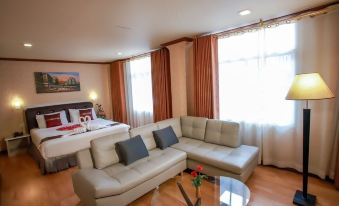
25,102,130,174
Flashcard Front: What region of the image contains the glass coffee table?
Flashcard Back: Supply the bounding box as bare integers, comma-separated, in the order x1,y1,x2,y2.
151,174,250,206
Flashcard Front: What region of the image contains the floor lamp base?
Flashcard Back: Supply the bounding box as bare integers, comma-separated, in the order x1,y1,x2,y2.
293,190,316,206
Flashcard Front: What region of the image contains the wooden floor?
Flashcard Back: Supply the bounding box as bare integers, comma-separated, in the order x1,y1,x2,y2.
0,153,338,206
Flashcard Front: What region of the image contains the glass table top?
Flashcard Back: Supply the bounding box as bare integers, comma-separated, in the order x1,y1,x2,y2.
218,176,250,206
151,175,250,206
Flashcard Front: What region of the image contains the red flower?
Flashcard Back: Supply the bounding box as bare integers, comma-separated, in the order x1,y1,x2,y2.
196,165,203,172
191,171,198,177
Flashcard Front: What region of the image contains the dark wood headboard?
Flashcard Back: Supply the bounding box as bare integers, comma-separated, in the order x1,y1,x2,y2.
25,102,93,132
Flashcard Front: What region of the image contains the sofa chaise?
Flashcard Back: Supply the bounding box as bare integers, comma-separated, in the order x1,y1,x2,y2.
72,116,259,206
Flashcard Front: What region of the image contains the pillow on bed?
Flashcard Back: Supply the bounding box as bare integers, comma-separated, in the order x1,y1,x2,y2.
36,110,68,129
79,108,94,120
69,108,97,123
44,113,62,128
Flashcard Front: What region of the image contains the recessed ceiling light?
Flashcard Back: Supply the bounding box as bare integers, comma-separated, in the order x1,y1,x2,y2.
117,52,122,56
23,43,33,47
239,10,251,16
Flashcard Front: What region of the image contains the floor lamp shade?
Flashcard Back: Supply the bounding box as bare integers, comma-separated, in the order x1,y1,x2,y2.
286,73,334,206
286,73,334,100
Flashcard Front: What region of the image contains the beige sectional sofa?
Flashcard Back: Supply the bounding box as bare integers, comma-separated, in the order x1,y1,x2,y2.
72,116,259,206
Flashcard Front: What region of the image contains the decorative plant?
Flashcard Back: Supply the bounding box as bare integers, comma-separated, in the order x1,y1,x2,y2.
95,104,106,119
191,165,207,188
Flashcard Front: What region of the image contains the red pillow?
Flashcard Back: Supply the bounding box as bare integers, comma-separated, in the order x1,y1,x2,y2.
79,109,93,120
44,113,62,128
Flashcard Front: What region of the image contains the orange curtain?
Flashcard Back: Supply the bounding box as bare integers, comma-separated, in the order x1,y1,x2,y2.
335,122,339,188
110,60,128,123
151,48,172,122
193,35,219,119
336,147,339,188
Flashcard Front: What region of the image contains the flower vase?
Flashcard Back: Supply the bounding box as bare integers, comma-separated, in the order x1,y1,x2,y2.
195,186,201,198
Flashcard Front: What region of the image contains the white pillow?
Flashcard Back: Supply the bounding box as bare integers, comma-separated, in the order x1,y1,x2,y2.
69,109,79,123
69,108,97,123
36,110,68,129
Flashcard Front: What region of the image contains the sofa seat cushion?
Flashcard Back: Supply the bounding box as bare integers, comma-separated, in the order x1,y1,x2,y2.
171,137,258,175
83,147,187,198
170,136,205,151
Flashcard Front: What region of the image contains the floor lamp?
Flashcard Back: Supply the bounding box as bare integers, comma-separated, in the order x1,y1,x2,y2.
286,73,334,206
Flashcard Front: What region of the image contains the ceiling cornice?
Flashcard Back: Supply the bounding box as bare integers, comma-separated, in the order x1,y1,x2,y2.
161,37,194,47
0,58,110,65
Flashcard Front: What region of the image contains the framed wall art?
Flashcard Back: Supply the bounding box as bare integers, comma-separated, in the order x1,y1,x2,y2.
34,72,80,93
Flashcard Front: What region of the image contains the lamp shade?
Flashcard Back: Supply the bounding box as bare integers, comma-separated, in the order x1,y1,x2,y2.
286,73,334,100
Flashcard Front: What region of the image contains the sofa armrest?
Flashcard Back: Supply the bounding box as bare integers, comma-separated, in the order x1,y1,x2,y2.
72,169,121,199
76,149,94,169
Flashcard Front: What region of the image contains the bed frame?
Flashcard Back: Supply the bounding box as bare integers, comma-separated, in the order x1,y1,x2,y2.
25,102,93,132
25,102,93,174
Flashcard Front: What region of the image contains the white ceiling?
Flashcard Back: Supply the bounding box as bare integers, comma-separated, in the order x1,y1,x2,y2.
0,0,334,62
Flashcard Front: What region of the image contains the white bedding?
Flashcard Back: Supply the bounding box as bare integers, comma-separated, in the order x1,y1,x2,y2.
30,118,130,159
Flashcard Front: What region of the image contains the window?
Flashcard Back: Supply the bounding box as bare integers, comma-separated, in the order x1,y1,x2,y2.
124,55,153,127
129,56,153,113
218,23,296,126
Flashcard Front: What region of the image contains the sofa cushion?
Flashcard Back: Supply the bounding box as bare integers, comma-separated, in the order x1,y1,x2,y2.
81,147,186,198
205,119,240,148
170,136,205,152
116,135,149,165
153,126,179,149
130,123,158,150
181,116,208,140
157,117,182,138
91,132,130,169
171,137,258,175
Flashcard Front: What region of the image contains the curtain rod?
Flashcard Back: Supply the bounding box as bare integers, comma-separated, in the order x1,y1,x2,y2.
209,1,339,38
112,48,160,63
125,52,151,61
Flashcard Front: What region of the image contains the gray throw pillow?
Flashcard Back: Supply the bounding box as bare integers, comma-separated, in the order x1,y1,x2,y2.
152,126,179,149
116,135,149,165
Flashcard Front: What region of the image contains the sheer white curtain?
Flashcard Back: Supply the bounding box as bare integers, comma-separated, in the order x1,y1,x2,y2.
296,11,338,179
218,10,339,179
218,23,296,165
124,55,154,128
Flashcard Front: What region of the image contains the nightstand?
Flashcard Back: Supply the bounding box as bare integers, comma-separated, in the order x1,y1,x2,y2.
4,134,30,157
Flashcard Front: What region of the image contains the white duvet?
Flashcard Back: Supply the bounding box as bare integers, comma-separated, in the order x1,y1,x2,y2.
30,118,130,159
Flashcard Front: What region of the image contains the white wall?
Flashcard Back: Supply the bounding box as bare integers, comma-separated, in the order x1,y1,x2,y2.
166,41,193,117
0,60,112,150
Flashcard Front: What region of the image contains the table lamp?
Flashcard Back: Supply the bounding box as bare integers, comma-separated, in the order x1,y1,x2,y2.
286,73,335,205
